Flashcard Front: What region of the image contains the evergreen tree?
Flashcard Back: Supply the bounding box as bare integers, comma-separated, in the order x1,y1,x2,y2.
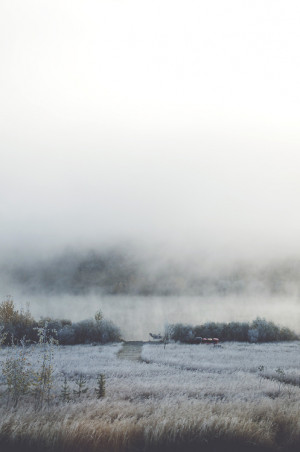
95,374,106,399
60,376,71,403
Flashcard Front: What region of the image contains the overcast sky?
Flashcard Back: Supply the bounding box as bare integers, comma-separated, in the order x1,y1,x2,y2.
1,0,300,261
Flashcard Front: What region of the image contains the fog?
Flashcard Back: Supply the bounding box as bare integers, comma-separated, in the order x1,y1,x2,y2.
1,1,300,337
2,247,300,339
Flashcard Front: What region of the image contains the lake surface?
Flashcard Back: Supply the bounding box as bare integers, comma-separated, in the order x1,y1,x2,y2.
12,293,300,341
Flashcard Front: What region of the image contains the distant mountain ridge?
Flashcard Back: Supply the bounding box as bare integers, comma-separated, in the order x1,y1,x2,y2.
2,248,300,296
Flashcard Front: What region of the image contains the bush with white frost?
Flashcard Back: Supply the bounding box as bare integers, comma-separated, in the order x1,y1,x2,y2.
0,299,121,345
167,317,298,343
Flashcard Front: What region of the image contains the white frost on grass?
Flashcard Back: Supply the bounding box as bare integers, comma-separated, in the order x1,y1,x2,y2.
142,341,300,373
0,341,299,405
0,342,300,451
53,343,124,377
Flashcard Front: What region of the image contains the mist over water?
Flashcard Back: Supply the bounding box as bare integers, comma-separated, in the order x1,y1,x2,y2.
7,292,300,341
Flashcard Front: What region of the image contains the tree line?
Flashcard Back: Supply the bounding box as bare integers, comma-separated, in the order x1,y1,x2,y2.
0,297,121,345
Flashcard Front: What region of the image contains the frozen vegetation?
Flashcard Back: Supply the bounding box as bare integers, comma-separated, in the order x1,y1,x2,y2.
0,340,300,451
166,319,298,343
0,298,121,345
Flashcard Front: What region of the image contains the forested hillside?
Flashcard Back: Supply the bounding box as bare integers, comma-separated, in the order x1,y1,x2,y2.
2,248,300,297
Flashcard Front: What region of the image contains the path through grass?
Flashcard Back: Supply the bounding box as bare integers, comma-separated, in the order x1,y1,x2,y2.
118,341,144,362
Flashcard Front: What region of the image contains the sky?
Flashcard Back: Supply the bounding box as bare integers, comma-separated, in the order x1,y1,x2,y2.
1,0,300,262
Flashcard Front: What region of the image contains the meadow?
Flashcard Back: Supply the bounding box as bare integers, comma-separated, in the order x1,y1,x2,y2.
0,341,300,452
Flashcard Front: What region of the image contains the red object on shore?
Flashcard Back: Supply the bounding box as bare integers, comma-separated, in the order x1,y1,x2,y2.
200,337,220,344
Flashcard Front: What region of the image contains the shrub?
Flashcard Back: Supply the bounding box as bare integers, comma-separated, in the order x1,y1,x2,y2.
57,324,76,345
0,297,37,343
1,324,58,409
167,318,298,343
248,328,259,343
73,319,96,344
98,319,121,343
2,338,32,407
169,323,194,342
0,299,121,346
71,318,121,344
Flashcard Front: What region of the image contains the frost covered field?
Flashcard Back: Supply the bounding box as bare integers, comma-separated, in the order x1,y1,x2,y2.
0,341,300,452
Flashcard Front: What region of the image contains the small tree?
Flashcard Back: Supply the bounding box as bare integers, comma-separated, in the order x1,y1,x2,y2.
257,365,265,386
0,297,17,324
73,374,88,398
0,326,7,346
0,297,37,343
95,374,106,399
274,367,285,393
31,323,57,410
60,376,71,403
2,337,32,407
94,310,103,324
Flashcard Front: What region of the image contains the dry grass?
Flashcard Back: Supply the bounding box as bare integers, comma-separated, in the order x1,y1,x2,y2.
1,399,300,452
0,342,300,451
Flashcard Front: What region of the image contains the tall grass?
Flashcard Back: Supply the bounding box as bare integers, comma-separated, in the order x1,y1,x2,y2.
1,342,300,451
0,397,300,451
